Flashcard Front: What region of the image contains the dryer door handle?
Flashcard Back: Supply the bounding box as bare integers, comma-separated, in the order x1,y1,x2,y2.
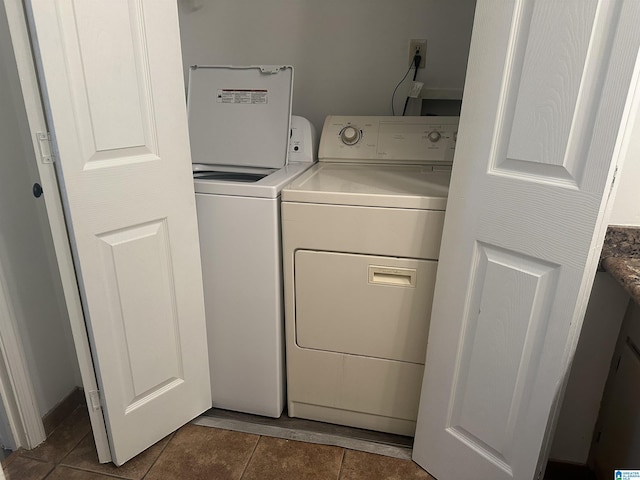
368,265,416,287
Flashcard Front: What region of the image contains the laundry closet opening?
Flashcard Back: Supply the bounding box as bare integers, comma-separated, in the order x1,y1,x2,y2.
3,1,634,477
176,0,474,457
177,1,631,475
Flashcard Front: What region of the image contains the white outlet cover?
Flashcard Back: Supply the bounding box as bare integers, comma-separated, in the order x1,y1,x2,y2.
408,81,424,98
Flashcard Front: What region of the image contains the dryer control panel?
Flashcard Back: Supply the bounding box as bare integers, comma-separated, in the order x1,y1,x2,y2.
318,115,459,165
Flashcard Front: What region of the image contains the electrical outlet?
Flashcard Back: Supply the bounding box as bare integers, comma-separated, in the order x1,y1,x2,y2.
408,39,427,68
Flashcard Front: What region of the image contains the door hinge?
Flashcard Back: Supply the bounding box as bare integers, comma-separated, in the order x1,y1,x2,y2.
36,132,54,164
88,390,102,411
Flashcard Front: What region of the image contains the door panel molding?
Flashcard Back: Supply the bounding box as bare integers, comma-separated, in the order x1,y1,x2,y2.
448,242,559,473
490,0,622,188
26,0,211,465
413,1,640,478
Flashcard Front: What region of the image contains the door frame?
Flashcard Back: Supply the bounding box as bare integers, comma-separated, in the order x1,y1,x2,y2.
0,257,44,449
0,0,46,451
3,0,111,462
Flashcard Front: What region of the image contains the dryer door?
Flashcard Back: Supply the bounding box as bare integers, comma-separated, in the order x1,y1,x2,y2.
295,250,437,364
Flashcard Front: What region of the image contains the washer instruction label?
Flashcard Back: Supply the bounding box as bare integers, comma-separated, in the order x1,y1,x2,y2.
217,89,268,104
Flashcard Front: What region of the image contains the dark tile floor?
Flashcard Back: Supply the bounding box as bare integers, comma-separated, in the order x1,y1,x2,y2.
1,407,433,480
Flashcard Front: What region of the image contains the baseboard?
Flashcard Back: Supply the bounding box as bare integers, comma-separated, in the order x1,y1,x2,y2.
545,460,598,480
42,387,85,436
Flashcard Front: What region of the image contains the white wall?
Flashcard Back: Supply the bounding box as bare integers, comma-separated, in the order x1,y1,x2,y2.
610,92,640,226
0,10,81,417
177,0,476,132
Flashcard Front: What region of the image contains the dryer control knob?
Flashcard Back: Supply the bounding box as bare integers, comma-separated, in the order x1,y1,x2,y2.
427,130,441,142
340,126,361,145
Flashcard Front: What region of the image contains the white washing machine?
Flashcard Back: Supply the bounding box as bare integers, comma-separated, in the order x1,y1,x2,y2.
281,115,458,435
188,65,317,418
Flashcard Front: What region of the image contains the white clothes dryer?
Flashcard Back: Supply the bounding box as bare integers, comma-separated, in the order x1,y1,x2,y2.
281,115,458,435
188,65,317,418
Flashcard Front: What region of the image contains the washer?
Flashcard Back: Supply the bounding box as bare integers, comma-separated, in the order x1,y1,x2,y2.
281,115,458,435
188,65,317,418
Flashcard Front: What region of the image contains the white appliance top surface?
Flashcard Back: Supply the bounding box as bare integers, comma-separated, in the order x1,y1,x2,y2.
194,162,314,199
187,65,293,170
282,115,457,210
281,163,450,210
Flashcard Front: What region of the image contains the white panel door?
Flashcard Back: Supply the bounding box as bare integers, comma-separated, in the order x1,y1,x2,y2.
413,1,640,479
25,0,211,465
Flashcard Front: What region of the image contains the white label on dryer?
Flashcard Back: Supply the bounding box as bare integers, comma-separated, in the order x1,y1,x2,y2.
216,89,268,104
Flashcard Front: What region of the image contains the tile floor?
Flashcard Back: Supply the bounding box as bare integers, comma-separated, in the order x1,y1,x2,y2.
1,407,433,480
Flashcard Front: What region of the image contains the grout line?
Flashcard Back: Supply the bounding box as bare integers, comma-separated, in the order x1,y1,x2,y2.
6,449,32,465
58,431,90,465
9,452,52,465
48,405,84,440
3,457,55,479
336,448,346,480
39,462,56,480
51,464,133,479
20,405,90,466
141,430,177,479
238,435,261,480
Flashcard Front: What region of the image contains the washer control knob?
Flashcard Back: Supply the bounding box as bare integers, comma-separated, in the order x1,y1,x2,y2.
340,126,361,145
427,130,441,143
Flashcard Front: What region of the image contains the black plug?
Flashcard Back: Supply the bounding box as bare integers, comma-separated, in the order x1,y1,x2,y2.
413,50,421,70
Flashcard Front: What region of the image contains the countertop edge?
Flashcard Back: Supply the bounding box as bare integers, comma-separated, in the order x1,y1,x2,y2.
600,226,640,305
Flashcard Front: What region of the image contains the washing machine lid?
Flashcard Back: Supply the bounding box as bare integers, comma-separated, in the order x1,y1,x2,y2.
281,163,451,210
187,65,293,169
194,162,313,199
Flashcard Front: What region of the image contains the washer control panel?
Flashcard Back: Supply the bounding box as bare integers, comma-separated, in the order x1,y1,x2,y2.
319,115,459,165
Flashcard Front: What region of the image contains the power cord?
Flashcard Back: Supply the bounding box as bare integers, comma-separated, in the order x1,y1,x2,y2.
391,50,422,116
402,52,421,115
